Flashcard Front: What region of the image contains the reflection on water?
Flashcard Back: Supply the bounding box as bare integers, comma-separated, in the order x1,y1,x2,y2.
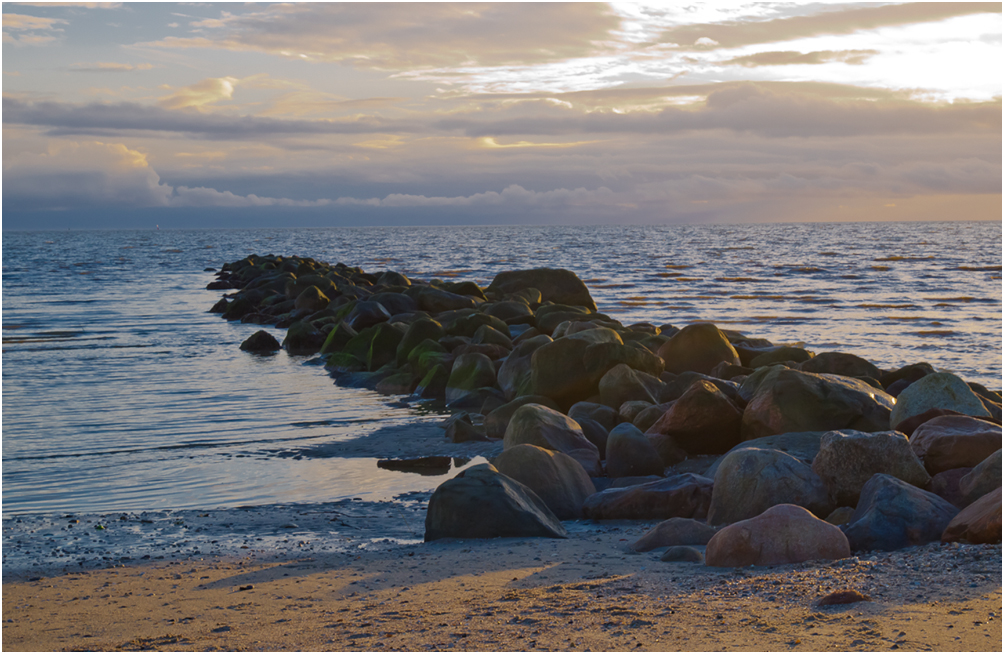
2,221,1001,515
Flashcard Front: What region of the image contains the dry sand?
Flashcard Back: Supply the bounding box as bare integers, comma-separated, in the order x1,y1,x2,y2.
3,505,1001,652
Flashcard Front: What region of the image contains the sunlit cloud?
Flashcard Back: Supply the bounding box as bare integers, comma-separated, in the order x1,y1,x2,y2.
158,76,239,110
2,12,67,45
723,49,879,67
69,62,155,72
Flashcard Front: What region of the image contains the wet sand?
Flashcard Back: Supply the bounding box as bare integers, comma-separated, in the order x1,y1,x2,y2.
3,510,1000,652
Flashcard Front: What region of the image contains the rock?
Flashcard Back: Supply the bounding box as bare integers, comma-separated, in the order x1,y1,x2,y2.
645,380,742,455
576,417,610,459
909,415,1002,475
445,353,496,404
345,300,392,332
707,448,832,526
710,361,755,380
657,323,740,375
240,330,281,352
472,324,513,350
582,473,713,521
376,271,411,287
484,301,534,324
705,432,825,479
417,287,477,313
811,430,931,507
926,467,972,508
748,347,812,368
415,364,449,399
484,395,560,440
374,371,414,396
825,506,855,525
368,291,416,316
817,590,871,606
294,285,330,313
282,321,325,356
487,268,597,311
598,364,662,409
320,321,358,355
889,371,991,428
424,464,568,541
893,407,965,437
528,337,598,409
880,362,936,390
941,487,1002,544
366,322,406,371
497,334,552,400
407,339,451,379
605,423,665,478
742,367,895,440
568,402,620,432
842,474,959,552
660,546,704,563
445,416,488,443
492,444,596,520
377,456,450,473
395,318,445,367
619,400,654,423
705,504,851,567
959,450,1002,507
630,518,718,552
445,312,509,339
503,404,602,476
798,352,881,380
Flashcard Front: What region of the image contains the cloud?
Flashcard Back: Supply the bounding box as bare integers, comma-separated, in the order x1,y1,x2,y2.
139,3,620,69
2,12,66,45
657,2,1001,50
69,62,155,72
334,184,614,208
159,76,239,110
723,49,879,67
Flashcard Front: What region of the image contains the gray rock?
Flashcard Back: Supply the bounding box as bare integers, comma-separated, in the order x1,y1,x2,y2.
630,518,718,552
811,430,931,506
605,423,665,479
842,473,959,552
660,546,704,563
959,449,1002,507
503,404,602,476
582,473,713,521
890,371,991,428
492,444,596,520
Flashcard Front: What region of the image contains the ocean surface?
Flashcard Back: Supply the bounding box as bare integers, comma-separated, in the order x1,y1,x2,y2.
3,222,1001,517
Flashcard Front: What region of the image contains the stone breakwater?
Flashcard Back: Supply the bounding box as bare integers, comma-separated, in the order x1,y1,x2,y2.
209,254,1002,567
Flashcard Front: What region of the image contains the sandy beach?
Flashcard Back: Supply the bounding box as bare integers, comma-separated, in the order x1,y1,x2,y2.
3,501,1000,652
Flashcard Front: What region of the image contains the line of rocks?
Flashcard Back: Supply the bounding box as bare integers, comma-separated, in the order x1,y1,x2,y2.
208,254,1002,569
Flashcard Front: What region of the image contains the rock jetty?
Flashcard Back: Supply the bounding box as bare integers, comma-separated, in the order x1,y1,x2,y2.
209,254,1002,562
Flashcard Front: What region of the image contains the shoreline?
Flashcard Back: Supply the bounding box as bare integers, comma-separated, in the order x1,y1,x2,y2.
3,526,1000,651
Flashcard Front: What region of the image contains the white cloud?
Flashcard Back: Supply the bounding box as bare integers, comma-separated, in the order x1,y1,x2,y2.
333,184,614,208
158,76,239,110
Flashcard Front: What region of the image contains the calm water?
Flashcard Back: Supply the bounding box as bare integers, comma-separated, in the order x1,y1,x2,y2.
3,222,1001,516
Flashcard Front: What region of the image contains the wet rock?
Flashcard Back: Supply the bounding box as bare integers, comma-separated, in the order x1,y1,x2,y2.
414,364,449,399
660,546,704,563
282,321,325,356
889,371,991,428
630,518,718,552
484,395,560,440
424,464,567,541
707,448,832,526
645,379,742,455
941,487,1002,544
798,352,881,380
240,330,281,352
959,449,1002,507
605,423,665,479
445,353,496,404
492,444,596,520
366,322,406,371
842,474,959,552
487,268,597,312
503,404,602,477
909,415,1002,475
445,414,489,443
705,504,850,567
741,367,894,440
581,473,713,521
657,323,740,376
598,364,663,410
374,371,414,396
811,430,930,507
320,321,358,355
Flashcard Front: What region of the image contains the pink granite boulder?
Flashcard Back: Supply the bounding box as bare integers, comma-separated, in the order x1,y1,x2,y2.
941,487,1002,545
909,415,1002,475
705,504,851,567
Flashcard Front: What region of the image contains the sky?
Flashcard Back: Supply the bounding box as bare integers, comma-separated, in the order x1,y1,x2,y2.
2,1,1001,229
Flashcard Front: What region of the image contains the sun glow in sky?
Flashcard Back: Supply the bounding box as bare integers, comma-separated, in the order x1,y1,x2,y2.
2,2,1001,227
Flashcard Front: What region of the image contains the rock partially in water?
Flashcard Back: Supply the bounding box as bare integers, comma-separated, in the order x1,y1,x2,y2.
240,330,281,353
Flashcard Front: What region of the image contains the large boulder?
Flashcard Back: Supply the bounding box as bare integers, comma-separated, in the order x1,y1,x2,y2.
445,353,496,405
605,423,665,479
598,364,663,409
345,300,392,331
645,379,743,455
417,287,477,313
656,323,740,375
742,367,894,440
582,473,713,521
424,464,568,541
366,322,406,371
294,285,330,313
497,334,552,400
811,430,931,507
630,518,718,552
707,448,832,526
492,444,596,520
704,431,825,479
842,474,960,552
941,488,1002,544
959,450,1002,507
487,268,597,311
798,352,881,380
484,395,560,440
705,504,851,568
889,371,991,428
395,318,445,367
909,415,1002,475
282,321,325,355
240,330,281,352
568,401,620,433
503,404,602,476
748,346,812,368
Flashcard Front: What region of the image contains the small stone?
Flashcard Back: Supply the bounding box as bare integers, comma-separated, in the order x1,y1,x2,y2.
816,590,871,606
660,546,704,563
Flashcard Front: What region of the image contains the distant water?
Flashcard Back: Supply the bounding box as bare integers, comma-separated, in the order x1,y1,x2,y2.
3,222,1001,516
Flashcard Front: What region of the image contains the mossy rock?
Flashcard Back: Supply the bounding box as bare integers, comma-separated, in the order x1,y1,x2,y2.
367,322,407,371
396,319,445,367
320,321,358,355
326,351,367,373
416,364,450,399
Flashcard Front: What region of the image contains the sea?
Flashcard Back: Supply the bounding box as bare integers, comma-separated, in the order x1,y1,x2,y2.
2,221,1001,517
